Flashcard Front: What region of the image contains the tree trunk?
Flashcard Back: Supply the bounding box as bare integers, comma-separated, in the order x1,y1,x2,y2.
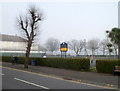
52,51,54,55
103,47,105,56
114,46,118,56
118,44,120,59
76,53,79,56
24,54,29,68
109,51,111,56
24,41,32,68
92,50,94,56
75,51,79,56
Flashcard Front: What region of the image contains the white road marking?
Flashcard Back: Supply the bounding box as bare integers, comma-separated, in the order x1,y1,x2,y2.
14,78,49,89
1,66,116,89
0,73,4,75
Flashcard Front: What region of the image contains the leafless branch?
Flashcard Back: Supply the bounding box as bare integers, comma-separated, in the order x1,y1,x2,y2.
17,6,43,68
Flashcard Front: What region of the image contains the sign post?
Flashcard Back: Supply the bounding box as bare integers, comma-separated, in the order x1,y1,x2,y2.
60,42,68,58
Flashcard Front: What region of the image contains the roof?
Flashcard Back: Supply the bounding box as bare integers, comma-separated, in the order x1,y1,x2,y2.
0,34,27,42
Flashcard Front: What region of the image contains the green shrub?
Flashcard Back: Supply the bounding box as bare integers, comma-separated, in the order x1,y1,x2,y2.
34,58,90,71
90,67,97,72
2,56,11,62
2,56,90,71
2,56,25,64
96,60,120,74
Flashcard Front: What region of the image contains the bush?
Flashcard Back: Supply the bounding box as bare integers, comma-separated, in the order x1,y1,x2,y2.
37,58,90,71
2,56,90,71
2,56,11,62
96,60,120,74
2,56,25,64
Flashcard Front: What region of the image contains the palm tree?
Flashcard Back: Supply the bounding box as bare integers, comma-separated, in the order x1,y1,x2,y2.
106,28,120,59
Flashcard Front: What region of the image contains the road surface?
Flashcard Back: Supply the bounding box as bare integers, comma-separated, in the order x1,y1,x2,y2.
1,66,118,90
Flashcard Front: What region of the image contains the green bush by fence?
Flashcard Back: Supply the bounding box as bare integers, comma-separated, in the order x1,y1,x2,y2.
2,56,25,64
2,56,90,71
96,60,120,74
35,58,90,71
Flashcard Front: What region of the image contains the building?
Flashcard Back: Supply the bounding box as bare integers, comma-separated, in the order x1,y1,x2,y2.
0,34,45,57
1,34,26,51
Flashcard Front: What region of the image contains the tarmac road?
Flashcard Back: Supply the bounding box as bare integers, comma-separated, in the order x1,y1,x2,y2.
1,66,118,90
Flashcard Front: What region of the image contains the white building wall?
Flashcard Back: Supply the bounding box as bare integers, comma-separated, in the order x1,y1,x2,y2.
0,41,38,51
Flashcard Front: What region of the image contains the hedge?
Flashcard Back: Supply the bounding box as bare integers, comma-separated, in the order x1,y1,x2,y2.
2,56,90,71
96,60,120,74
2,56,25,64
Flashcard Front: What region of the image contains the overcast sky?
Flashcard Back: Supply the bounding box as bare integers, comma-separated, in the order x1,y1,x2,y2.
1,1,118,44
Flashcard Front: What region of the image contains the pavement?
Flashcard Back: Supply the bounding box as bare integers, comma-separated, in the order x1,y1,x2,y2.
2,62,119,88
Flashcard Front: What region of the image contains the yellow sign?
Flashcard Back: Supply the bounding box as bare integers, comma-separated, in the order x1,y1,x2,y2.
60,48,68,51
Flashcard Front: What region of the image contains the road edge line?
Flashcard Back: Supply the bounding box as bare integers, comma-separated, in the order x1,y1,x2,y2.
1,66,118,90
14,78,49,89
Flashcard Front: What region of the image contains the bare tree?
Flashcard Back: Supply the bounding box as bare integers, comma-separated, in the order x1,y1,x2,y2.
100,39,108,55
45,38,60,55
38,44,47,53
17,6,43,68
68,40,84,56
87,39,99,56
82,39,88,56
